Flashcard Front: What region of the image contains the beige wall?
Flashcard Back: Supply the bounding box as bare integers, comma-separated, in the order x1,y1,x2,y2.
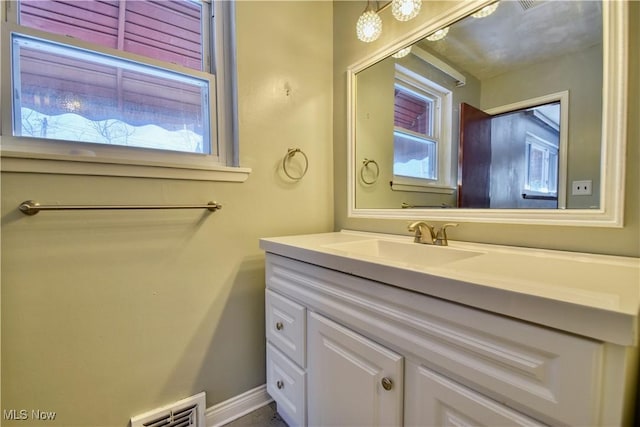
0,2,333,425
334,0,639,257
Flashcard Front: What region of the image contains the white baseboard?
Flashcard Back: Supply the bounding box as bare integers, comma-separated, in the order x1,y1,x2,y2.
206,384,273,427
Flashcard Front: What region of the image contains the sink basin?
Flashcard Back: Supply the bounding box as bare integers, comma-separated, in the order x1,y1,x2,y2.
323,239,484,267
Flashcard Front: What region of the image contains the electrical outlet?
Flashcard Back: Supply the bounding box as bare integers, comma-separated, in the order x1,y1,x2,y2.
572,180,592,196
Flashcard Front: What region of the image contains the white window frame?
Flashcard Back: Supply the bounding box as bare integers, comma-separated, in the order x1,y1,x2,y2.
524,132,559,196
391,64,454,194
0,0,249,182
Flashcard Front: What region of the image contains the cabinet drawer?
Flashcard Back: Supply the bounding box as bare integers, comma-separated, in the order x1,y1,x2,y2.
266,289,306,367
266,343,306,427
405,361,546,427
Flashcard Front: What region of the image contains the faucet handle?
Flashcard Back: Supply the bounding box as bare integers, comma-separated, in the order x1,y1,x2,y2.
437,223,458,246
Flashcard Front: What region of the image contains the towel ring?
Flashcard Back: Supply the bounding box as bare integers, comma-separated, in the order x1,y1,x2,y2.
282,148,308,180
360,158,380,184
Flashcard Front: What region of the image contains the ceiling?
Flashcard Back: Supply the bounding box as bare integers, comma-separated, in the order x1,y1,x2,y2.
418,0,603,81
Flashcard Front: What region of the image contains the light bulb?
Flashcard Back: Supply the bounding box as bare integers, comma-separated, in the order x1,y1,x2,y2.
392,0,422,22
356,10,382,42
472,2,499,18
392,46,412,58
426,27,449,41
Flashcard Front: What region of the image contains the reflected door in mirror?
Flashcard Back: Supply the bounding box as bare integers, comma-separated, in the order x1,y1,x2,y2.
458,103,491,208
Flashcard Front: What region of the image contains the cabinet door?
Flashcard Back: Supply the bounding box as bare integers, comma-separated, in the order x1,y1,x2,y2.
405,361,547,427
307,312,403,427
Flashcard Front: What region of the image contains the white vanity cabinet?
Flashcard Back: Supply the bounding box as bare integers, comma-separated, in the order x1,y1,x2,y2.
263,250,638,427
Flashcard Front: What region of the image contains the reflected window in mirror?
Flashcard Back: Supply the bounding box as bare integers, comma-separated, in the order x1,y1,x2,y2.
392,65,453,192
525,133,559,197
393,77,437,180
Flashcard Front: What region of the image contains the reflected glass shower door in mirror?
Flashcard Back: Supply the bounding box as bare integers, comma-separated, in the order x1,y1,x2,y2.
354,0,602,210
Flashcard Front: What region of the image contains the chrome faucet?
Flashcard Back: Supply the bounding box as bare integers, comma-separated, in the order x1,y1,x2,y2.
408,222,458,246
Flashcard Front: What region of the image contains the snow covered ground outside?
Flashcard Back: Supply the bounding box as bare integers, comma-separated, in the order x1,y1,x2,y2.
394,157,434,180
19,107,205,154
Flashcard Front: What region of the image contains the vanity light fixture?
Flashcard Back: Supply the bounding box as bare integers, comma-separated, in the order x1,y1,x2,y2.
391,0,422,22
357,0,422,43
426,26,449,41
472,1,500,18
392,46,412,58
356,1,383,42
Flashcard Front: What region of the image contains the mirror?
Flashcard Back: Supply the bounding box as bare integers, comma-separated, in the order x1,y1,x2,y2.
348,0,627,226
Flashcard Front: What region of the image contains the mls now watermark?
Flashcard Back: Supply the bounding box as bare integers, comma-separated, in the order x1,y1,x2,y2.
3,409,57,421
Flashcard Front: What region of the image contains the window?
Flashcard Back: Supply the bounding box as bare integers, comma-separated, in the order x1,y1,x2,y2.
392,65,453,193
12,34,212,154
1,0,247,181
393,82,437,180
525,132,559,195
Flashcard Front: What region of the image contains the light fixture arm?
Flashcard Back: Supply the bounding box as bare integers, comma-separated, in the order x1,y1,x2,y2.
364,0,380,13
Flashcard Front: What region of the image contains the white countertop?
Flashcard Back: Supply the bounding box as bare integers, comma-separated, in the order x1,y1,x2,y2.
260,230,640,346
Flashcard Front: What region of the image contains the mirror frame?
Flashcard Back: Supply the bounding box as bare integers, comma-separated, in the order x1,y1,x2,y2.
347,0,628,227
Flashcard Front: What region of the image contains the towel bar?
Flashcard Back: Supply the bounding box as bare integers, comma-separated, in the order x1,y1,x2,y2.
18,200,222,216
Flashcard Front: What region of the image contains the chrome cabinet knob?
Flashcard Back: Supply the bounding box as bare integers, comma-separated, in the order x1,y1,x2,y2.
275,322,284,330
381,377,393,391
276,380,284,389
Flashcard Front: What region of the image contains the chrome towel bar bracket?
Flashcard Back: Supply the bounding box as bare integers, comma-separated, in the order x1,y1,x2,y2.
18,200,222,216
